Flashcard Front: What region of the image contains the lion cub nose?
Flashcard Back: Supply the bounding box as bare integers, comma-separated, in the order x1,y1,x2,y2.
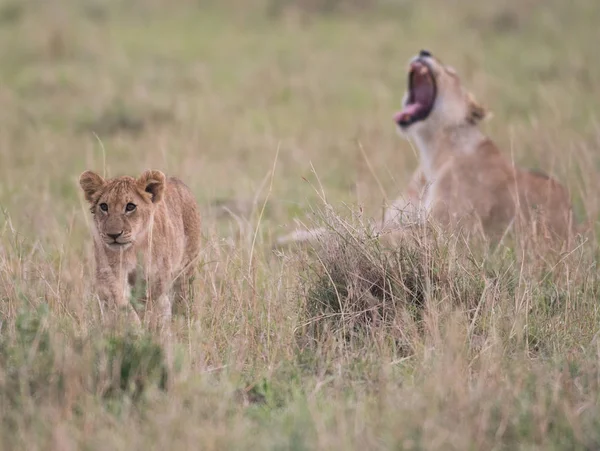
107,231,123,240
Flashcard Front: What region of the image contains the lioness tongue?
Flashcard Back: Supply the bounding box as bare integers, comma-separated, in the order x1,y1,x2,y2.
394,103,423,122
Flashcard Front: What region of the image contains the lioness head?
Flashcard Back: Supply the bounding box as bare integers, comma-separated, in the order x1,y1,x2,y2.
79,169,166,251
394,50,488,135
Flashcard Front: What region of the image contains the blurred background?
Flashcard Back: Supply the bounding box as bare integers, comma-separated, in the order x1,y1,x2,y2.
0,0,599,243
1,2,600,448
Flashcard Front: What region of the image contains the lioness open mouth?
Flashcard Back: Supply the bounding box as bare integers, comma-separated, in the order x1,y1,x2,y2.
394,60,436,127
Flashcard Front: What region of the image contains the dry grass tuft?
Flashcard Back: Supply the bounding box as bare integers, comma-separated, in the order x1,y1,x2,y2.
1,0,600,449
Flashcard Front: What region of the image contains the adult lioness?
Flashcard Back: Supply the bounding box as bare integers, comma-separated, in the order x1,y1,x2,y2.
276,50,576,247
385,49,575,244
79,169,201,333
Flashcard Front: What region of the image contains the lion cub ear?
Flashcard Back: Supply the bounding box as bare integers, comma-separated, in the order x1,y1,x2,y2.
79,171,105,204
138,170,166,203
466,92,490,125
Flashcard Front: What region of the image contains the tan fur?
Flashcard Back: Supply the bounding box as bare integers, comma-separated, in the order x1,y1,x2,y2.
276,52,576,248
385,52,576,246
79,169,202,334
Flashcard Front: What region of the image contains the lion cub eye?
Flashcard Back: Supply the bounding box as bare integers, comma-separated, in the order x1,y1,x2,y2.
99,203,108,212
125,203,137,212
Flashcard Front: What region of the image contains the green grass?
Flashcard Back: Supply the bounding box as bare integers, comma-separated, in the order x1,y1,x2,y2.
1,0,600,449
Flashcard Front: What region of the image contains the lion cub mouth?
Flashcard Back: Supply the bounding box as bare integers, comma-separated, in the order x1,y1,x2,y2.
106,241,132,250
395,60,437,127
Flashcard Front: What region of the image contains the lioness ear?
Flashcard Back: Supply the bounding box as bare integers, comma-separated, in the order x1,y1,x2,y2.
466,92,489,125
138,170,166,203
79,171,105,204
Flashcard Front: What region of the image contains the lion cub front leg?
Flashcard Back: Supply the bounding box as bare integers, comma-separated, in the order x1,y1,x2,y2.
95,265,141,328
172,264,197,316
144,271,173,341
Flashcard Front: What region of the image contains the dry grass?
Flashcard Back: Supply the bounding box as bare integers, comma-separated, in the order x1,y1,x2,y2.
1,0,600,449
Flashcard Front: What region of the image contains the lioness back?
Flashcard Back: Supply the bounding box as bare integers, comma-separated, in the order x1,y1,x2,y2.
515,169,574,240
429,139,574,241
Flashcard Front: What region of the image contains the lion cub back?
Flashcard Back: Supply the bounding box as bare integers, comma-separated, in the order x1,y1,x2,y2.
162,177,202,267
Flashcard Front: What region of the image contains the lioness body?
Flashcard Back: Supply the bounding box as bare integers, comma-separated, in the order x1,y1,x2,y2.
384,135,574,241
276,50,576,247
387,50,575,243
80,170,201,332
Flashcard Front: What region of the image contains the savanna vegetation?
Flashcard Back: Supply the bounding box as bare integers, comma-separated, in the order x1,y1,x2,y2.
1,0,600,449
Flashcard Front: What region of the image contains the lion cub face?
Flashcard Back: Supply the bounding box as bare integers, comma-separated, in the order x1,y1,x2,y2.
394,49,487,136
79,170,166,251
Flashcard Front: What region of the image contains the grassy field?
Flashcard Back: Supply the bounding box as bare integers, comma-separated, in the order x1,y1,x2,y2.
1,0,600,449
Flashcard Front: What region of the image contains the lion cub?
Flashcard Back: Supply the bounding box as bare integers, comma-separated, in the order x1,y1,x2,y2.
79,169,201,332
386,49,575,245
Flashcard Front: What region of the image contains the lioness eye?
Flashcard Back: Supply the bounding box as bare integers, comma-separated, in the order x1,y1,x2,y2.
99,203,108,212
125,203,136,212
